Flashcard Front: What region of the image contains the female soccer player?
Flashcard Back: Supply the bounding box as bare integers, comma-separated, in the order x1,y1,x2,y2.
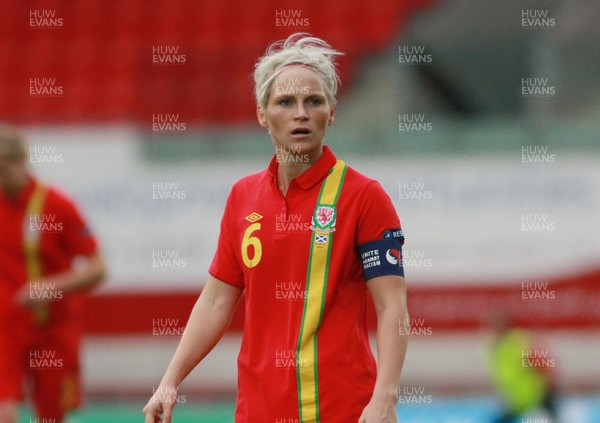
0,126,106,423
144,33,409,423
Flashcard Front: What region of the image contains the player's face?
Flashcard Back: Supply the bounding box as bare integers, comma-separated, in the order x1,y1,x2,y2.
257,66,335,156
0,148,27,195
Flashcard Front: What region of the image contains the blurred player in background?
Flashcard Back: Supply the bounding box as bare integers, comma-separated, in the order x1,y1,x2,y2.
0,126,106,423
144,33,409,422
486,312,559,423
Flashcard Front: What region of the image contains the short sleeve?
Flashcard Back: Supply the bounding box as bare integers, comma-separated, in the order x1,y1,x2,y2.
59,195,98,257
355,181,405,280
208,189,245,288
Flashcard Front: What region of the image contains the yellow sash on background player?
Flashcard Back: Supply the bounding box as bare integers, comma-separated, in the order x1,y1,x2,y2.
296,160,347,423
23,181,50,326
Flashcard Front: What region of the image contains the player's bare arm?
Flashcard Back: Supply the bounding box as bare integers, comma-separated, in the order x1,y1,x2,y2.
143,275,243,423
16,252,106,307
359,275,409,423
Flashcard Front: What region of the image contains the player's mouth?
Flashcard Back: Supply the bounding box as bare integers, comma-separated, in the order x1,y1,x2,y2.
290,127,311,138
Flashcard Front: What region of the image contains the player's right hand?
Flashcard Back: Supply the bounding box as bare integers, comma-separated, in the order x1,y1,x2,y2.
143,385,178,423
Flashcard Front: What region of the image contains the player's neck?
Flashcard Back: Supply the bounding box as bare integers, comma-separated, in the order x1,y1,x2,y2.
277,163,306,195
276,148,322,196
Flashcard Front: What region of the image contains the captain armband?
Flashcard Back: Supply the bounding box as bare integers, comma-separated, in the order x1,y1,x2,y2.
357,238,404,280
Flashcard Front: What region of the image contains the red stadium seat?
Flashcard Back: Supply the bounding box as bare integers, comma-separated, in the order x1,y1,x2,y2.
1,0,435,123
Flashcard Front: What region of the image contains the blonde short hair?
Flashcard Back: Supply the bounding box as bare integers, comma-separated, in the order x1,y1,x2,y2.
254,33,343,109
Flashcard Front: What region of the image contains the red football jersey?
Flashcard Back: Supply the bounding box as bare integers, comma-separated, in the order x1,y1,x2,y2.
209,146,403,422
0,176,98,324
0,176,98,415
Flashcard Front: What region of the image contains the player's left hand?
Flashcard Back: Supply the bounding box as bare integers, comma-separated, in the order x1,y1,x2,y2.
358,393,398,423
14,279,60,308
15,283,37,308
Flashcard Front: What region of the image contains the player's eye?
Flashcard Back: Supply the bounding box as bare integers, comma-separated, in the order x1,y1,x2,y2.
306,97,324,106
277,97,293,106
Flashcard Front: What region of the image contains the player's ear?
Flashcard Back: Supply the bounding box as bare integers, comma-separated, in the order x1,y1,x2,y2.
327,106,336,126
257,106,268,128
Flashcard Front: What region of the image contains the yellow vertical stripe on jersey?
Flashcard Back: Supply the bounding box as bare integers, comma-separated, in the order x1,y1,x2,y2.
23,181,49,326
297,160,347,422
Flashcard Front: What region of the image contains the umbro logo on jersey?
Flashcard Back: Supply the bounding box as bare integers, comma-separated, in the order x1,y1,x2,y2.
245,212,263,223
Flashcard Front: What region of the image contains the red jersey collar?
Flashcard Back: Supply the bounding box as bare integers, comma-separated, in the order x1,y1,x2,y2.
268,145,337,191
